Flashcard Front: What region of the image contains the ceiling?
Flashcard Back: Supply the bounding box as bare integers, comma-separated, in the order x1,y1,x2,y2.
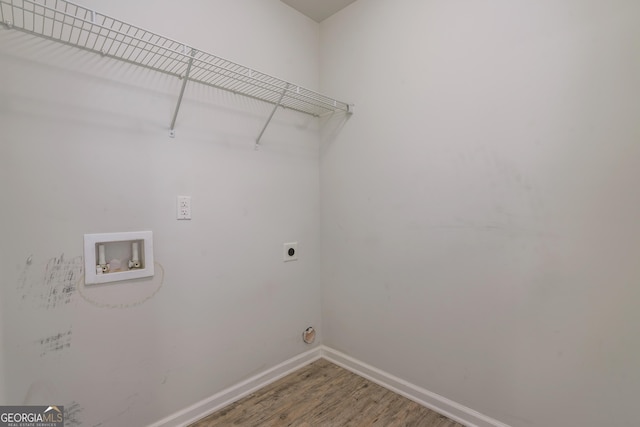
280,0,357,22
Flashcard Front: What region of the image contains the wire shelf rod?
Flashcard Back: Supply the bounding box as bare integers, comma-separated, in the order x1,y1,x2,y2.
1,0,353,131
6,0,350,113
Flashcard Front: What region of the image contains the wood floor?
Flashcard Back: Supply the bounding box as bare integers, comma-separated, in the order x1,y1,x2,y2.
190,359,464,427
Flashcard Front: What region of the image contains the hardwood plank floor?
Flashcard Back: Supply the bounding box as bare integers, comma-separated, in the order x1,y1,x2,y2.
190,359,464,427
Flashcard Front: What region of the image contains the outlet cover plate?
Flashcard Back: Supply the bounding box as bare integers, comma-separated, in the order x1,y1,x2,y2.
177,195,192,220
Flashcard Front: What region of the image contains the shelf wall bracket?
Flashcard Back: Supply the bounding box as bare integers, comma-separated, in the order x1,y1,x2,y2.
169,49,195,138
255,83,290,150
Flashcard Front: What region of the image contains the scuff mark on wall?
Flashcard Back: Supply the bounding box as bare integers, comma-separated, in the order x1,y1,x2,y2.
160,370,170,385
17,253,83,309
37,329,73,357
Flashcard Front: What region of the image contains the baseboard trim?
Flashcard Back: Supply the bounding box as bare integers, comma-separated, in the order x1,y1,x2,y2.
148,347,323,427
320,346,510,427
149,345,509,427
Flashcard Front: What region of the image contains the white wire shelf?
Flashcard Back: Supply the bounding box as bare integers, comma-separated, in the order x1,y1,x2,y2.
0,0,353,141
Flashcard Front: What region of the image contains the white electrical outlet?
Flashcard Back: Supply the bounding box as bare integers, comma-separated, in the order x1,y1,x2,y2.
283,242,298,262
177,196,191,220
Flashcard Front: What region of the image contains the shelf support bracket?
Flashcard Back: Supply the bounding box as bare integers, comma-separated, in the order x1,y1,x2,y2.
255,84,289,150
169,49,195,138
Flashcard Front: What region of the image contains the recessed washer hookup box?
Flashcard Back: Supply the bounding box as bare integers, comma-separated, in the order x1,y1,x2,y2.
84,231,154,285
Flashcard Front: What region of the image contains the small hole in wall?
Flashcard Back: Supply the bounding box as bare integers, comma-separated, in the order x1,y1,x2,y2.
303,327,315,344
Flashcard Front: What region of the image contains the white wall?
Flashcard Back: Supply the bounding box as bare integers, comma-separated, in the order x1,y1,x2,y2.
320,1,640,426
4,0,640,425
0,1,322,425
0,141,7,404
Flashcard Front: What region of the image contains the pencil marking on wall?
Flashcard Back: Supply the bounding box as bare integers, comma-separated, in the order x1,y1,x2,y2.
64,401,83,427
44,254,82,309
17,253,83,309
37,329,72,357
76,261,164,309
17,254,35,299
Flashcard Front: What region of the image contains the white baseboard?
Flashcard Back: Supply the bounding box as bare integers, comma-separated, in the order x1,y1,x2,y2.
320,346,510,427
149,345,509,427
148,347,323,427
